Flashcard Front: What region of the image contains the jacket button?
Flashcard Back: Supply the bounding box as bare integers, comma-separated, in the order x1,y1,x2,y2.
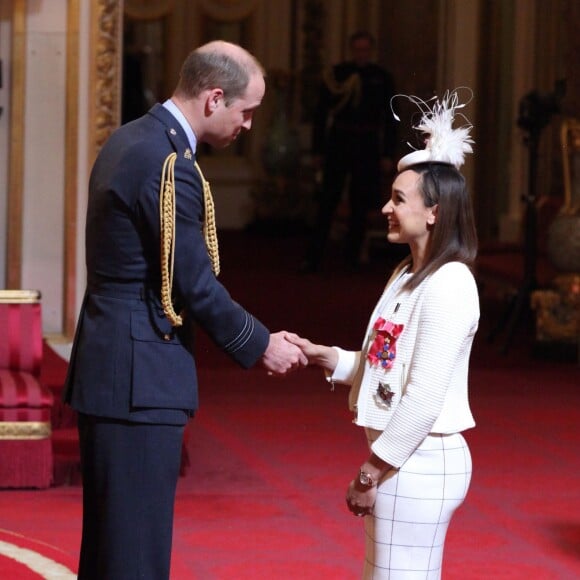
163,333,171,341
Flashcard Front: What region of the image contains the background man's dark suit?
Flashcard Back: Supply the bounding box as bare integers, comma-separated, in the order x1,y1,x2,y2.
302,32,396,272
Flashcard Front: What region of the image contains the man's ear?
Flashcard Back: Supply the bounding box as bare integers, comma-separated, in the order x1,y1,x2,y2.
427,204,438,226
205,88,224,113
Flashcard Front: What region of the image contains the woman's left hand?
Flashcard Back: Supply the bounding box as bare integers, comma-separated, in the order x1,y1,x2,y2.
346,479,378,517
346,454,392,517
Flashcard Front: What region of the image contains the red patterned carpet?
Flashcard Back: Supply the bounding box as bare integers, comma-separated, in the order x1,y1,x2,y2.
1,231,579,579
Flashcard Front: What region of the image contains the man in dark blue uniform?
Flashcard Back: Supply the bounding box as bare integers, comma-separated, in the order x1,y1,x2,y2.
302,31,397,272
64,40,307,579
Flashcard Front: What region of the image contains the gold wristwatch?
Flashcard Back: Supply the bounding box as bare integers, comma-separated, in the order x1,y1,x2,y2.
358,469,376,488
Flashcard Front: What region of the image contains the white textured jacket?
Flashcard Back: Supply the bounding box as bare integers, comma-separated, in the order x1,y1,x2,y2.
329,261,479,468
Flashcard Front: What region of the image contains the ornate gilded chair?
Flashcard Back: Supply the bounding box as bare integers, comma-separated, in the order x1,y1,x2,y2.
0,290,54,488
531,118,580,356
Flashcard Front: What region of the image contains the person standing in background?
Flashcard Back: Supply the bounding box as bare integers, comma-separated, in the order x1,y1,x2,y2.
64,40,307,580
301,31,397,273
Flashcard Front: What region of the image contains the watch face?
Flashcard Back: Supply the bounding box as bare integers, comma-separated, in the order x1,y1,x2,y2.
359,472,373,486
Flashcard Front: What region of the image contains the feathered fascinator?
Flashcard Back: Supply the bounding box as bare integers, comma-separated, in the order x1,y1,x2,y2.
392,88,475,172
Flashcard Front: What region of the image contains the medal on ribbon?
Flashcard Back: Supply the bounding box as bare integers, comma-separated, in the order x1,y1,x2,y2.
367,317,404,369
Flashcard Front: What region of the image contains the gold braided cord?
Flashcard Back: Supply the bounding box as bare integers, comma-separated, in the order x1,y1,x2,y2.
322,67,362,116
158,154,221,327
195,162,221,276
159,152,183,327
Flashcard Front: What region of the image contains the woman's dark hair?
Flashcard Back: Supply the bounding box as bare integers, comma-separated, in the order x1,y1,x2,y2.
399,161,478,290
176,45,264,105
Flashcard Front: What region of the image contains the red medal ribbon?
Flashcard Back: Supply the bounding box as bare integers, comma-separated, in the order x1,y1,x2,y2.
367,317,404,369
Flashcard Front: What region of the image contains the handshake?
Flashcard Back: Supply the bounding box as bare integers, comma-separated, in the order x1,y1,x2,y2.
260,331,338,376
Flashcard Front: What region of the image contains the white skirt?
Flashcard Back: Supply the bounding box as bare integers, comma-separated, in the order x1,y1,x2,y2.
363,430,472,579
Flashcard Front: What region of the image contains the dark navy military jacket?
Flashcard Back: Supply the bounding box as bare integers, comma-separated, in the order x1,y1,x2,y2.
64,104,269,424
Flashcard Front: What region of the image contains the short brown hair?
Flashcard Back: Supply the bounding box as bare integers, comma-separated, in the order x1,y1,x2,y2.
349,31,376,48
175,42,264,105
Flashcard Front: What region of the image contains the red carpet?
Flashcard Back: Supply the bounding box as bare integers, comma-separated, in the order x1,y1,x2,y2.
1,231,579,578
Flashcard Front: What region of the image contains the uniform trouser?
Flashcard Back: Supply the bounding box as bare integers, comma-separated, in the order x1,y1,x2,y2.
363,431,472,579
77,413,184,580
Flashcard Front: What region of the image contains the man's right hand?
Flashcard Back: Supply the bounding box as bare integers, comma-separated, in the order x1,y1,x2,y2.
261,331,308,376
285,335,338,373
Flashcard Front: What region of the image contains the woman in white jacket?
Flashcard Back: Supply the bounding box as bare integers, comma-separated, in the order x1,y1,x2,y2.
291,91,479,579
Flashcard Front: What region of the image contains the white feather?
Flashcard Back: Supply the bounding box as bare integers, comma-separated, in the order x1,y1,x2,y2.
392,88,474,171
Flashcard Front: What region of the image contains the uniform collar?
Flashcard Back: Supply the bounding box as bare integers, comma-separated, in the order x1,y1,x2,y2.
162,99,198,153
